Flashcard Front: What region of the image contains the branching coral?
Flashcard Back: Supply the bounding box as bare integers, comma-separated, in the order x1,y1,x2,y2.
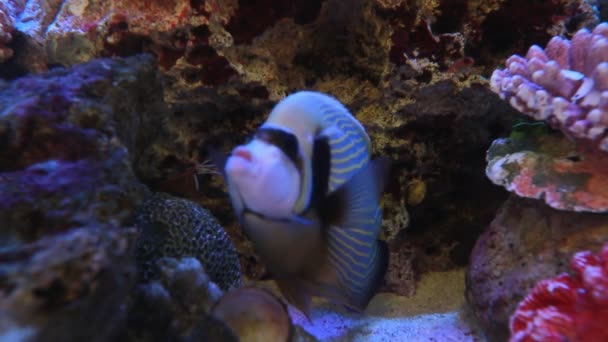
509,243,608,342
491,23,608,152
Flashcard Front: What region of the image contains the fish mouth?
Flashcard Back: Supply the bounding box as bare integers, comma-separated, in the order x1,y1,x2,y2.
231,147,253,162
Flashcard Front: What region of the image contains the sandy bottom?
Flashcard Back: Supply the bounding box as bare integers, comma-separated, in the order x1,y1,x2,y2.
255,269,484,341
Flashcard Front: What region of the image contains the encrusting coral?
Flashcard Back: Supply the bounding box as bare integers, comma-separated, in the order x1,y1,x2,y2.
485,122,608,212
509,243,608,342
491,23,608,152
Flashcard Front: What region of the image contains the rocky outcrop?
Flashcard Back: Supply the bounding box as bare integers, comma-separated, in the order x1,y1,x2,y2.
0,54,161,341
465,195,608,341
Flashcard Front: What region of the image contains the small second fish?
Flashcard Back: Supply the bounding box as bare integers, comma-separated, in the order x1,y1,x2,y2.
209,90,390,319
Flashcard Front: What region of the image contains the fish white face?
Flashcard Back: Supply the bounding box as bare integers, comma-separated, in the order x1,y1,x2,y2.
225,139,301,219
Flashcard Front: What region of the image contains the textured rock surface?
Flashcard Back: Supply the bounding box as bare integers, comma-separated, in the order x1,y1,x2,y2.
134,192,242,291
0,54,159,246
0,54,164,340
126,257,238,342
1,0,599,292
0,1,15,62
0,226,137,342
486,122,608,212
466,195,608,341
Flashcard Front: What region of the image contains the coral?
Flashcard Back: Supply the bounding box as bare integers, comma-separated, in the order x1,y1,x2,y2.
134,192,242,291
509,243,608,342
465,195,608,341
4,0,553,286
126,257,239,342
486,122,608,212
381,0,599,71
0,226,136,342
490,23,608,153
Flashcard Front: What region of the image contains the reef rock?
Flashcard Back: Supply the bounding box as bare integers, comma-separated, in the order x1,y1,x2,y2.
0,54,160,242
0,54,167,340
486,122,608,213
0,1,15,63
134,192,242,291
0,226,136,342
127,256,239,342
4,0,596,289
466,195,608,341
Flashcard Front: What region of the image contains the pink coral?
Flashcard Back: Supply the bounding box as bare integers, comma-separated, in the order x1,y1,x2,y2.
509,243,608,342
491,23,608,152
486,127,608,212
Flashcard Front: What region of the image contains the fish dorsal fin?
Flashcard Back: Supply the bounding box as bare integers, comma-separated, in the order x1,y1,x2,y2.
308,134,331,210
318,157,391,310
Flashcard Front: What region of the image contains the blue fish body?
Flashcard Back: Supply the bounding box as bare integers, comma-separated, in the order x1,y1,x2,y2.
210,91,389,319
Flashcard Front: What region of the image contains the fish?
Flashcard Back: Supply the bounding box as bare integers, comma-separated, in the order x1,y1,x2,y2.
208,90,390,319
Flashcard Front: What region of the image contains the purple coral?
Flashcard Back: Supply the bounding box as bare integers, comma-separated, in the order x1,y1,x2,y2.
491,23,608,151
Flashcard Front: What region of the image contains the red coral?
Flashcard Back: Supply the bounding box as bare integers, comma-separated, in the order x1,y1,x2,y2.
509,243,608,342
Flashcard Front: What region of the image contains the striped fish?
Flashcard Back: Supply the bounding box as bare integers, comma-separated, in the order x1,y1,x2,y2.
208,91,389,319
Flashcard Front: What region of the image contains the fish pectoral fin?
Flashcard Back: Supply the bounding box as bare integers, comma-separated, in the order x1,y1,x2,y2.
275,278,312,321
317,157,391,310
206,146,229,179
286,214,314,226
320,157,391,230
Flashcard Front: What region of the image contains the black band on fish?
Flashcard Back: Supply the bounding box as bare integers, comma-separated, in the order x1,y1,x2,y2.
254,127,303,171
241,206,312,226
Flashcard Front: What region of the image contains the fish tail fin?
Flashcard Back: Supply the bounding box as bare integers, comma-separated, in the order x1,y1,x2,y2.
320,157,391,311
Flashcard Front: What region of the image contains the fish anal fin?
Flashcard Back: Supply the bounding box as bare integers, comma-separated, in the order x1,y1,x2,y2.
275,278,312,322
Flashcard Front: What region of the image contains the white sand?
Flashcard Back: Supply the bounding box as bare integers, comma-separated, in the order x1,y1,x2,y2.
255,269,484,341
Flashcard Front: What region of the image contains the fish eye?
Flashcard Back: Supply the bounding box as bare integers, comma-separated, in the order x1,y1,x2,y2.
243,132,254,143
254,128,301,168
